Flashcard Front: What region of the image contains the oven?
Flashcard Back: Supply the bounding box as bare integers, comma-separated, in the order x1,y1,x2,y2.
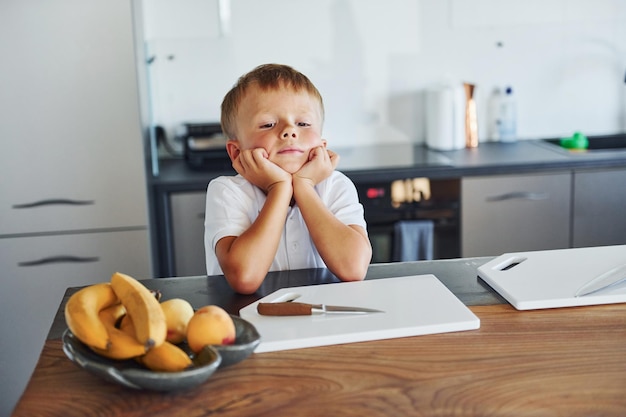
355,177,461,263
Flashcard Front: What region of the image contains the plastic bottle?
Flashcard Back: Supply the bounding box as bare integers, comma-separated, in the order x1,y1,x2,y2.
499,86,517,142
487,87,502,141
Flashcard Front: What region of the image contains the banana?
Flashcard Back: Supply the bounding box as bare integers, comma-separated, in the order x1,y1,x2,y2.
64,282,118,350
117,291,160,337
119,312,135,336
110,272,166,350
89,304,147,360
100,302,126,324
137,341,193,372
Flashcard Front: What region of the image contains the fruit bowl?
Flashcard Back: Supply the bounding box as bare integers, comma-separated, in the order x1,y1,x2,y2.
61,316,260,391
213,315,261,368
62,329,221,391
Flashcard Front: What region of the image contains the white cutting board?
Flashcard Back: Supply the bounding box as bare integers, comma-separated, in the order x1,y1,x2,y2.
478,245,626,310
239,275,480,353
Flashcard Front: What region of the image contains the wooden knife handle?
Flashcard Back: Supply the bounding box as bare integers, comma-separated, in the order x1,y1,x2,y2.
257,302,313,316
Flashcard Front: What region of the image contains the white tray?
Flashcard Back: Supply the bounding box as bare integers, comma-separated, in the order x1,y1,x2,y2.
239,275,480,353
478,245,626,310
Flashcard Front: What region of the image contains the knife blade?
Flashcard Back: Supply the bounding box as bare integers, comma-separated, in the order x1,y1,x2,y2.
575,263,626,297
257,302,384,316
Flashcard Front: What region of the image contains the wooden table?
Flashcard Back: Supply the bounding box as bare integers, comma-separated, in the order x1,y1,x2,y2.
12,259,626,416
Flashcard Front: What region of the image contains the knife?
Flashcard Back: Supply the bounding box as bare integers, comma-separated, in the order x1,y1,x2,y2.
575,263,626,297
257,302,384,316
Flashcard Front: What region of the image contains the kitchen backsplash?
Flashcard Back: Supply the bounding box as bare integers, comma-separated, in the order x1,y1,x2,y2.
141,0,626,149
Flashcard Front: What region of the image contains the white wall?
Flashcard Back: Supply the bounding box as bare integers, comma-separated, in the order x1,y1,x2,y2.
142,0,626,148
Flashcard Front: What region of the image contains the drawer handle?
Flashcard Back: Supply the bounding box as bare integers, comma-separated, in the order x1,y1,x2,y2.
12,199,95,209
18,255,100,267
486,192,549,202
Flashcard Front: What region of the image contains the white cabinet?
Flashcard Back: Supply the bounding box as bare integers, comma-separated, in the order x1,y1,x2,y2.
572,168,626,248
0,230,150,416
170,191,208,277
0,1,148,236
461,173,571,257
0,1,150,415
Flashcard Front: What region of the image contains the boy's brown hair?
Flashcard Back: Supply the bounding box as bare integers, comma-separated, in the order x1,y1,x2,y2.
220,63,324,140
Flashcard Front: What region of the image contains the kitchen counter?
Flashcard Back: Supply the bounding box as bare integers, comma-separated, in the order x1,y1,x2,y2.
44,257,499,340
146,138,626,277
149,139,626,189
13,258,626,416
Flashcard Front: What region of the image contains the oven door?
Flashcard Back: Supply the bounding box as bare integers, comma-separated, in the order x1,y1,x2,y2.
367,219,459,263
358,177,461,263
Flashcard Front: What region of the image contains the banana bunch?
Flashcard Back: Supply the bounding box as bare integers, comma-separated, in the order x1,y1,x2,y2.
64,272,192,372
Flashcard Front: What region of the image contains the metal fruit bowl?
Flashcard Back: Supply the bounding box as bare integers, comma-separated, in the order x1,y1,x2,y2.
62,315,260,391
213,315,261,368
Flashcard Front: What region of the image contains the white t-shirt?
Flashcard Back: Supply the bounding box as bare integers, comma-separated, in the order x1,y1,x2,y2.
204,171,367,276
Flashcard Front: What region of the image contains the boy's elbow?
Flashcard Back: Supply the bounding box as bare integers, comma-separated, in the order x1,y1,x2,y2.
227,276,263,294
333,252,371,282
334,266,367,282
338,272,366,282
331,228,371,282
230,281,260,295
223,265,265,294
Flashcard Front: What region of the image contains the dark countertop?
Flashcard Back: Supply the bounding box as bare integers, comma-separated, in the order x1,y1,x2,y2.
148,138,626,190
48,257,499,340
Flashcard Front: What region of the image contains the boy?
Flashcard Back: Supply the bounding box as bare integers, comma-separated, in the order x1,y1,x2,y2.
205,64,371,294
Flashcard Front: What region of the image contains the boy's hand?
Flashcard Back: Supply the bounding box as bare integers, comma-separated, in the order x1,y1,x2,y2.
293,146,339,186
233,148,292,193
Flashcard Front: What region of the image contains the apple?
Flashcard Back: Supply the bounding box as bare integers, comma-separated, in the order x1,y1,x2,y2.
186,305,236,353
160,298,195,344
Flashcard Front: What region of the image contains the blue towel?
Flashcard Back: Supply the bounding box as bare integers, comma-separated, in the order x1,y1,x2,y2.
392,220,434,262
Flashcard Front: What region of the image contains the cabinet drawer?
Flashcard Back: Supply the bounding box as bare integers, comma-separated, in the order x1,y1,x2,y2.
0,229,151,345
573,168,626,247
170,192,207,277
1,229,150,282
0,229,150,413
461,173,571,257
0,174,148,235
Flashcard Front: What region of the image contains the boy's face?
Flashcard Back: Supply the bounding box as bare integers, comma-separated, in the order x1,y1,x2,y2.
228,84,325,174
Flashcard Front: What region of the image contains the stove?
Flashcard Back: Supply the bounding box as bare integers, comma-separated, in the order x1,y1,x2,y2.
333,142,452,172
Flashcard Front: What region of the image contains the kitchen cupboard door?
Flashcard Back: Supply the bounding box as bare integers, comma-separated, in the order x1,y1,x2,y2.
0,229,149,417
170,192,208,277
461,173,571,257
0,0,148,235
572,168,626,247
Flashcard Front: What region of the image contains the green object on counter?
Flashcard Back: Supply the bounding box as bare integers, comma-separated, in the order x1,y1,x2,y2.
560,132,589,150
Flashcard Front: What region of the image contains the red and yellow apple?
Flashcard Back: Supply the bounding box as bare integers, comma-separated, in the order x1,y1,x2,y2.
160,298,195,344
186,305,236,353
